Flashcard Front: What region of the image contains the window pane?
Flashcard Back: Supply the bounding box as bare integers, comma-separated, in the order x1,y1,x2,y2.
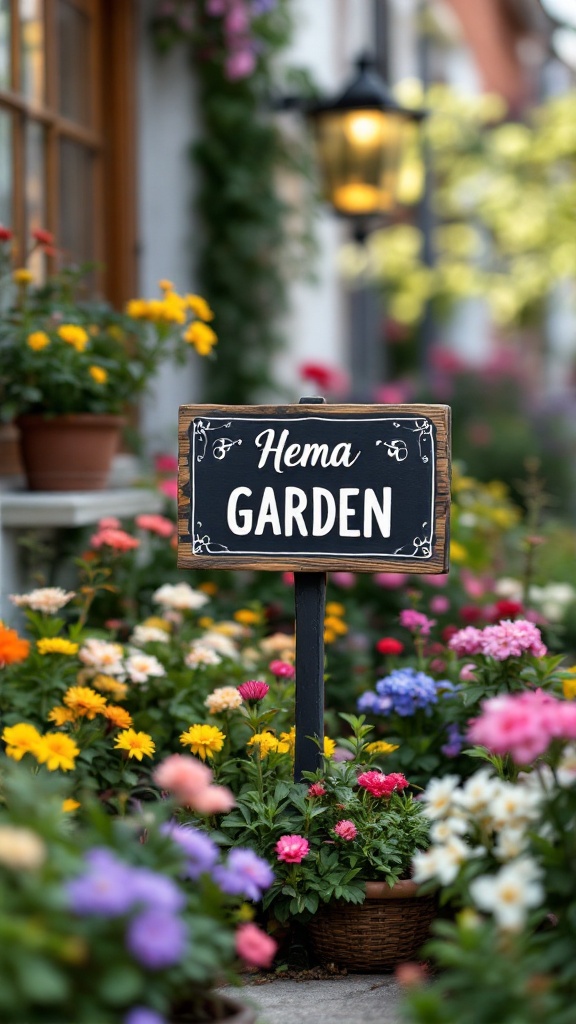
58,0,91,123
20,0,45,104
59,137,94,265
0,0,10,90
25,119,46,278
0,109,12,228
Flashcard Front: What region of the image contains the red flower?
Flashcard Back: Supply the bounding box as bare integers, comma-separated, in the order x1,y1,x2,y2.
237,680,269,702
459,604,484,624
307,782,326,798
492,599,524,621
441,625,459,644
357,770,409,798
376,637,404,656
31,227,54,246
0,225,13,242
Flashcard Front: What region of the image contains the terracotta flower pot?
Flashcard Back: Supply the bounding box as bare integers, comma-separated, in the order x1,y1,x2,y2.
18,414,124,491
308,880,437,972
171,992,256,1023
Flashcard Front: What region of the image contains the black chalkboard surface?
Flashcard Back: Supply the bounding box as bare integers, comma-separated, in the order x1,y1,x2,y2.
178,404,450,573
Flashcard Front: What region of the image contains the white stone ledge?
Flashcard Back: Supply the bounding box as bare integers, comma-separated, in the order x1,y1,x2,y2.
0,488,165,528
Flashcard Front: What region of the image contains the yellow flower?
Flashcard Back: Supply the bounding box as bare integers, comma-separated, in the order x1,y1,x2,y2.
48,706,75,726
91,674,129,701
27,331,50,351
89,365,108,384
37,638,79,656
2,723,42,761
324,628,337,644
365,740,399,755
126,299,147,319
324,616,348,636
101,705,133,729
237,903,255,922
183,320,217,355
13,268,33,285
324,737,336,758
141,617,172,633
107,325,125,342
450,540,467,564
325,602,346,617
63,686,107,719
562,668,576,701
158,279,174,292
185,294,214,321
180,724,225,760
35,732,80,771
248,732,289,757
62,799,81,813
198,581,218,595
114,728,155,761
279,727,296,756
198,616,215,630
57,324,89,352
233,609,261,626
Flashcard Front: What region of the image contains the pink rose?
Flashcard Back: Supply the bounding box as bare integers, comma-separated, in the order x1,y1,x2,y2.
275,834,310,863
333,819,357,841
235,922,277,968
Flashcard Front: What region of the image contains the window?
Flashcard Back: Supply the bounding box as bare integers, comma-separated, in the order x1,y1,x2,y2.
0,0,136,303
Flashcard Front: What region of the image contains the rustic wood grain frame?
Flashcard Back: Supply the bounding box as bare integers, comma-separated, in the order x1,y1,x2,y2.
178,403,451,574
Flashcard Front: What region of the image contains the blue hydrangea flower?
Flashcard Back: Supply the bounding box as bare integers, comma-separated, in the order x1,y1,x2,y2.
357,668,441,718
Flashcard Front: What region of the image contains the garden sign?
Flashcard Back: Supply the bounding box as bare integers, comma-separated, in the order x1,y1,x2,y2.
178,401,451,778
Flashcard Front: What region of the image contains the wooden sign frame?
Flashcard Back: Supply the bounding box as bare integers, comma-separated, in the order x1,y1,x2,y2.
178,403,451,575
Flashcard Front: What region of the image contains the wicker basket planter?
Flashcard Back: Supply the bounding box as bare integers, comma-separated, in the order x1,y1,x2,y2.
308,880,437,972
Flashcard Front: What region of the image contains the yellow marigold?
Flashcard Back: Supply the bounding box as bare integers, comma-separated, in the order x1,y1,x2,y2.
324,616,348,636
48,706,75,726
248,732,289,757
141,617,172,633
0,624,30,665
562,668,576,701
126,299,148,319
27,331,50,351
180,723,226,760
2,723,42,761
198,616,215,630
62,799,81,813
324,628,337,644
325,602,346,617
37,638,79,656
89,365,108,384
185,293,215,321
57,324,89,352
198,581,218,596
63,686,107,719
324,737,336,758
91,674,129,701
183,320,217,356
13,268,33,285
450,540,467,564
279,727,296,756
365,740,400,755
35,732,79,771
233,609,261,626
101,705,133,729
114,728,155,761
158,279,174,292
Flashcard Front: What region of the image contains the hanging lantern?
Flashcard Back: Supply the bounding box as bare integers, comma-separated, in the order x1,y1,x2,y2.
308,54,423,218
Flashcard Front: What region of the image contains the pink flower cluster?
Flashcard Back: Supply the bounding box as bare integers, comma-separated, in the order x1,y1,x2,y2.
154,754,235,813
275,834,310,864
90,526,140,552
449,619,547,661
468,690,576,763
333,819,357,841
399,609,436,636
135,513,175,538
357,771,409,798
307,782,327,798
206,0,277,80
237,680,269,702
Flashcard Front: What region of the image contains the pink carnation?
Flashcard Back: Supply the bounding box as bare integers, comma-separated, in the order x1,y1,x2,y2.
235,922,277,968
135,514,175,538
90,528,140,552
333,819,357,841
480,619,547,660
238,680,269,702
468,690,576,764
357,770,409,798
307,782,327,798
275,834,310,863
98,516,121,529
399,609,436,636
269,660,295,679
448,626,484,657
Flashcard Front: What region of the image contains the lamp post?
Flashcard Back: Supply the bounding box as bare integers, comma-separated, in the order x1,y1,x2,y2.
307,54,423,401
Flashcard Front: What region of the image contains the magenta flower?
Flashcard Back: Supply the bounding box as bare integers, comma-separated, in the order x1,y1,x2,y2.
357,771,409,798
307,782,327,798
269,660,295,679
275,834,310,863
333,819,357,841
235,922,277,968
238,680,269,702
399,609,436,636
468,690,576,764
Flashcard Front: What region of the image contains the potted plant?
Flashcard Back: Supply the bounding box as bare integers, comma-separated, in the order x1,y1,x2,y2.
0,228,217,490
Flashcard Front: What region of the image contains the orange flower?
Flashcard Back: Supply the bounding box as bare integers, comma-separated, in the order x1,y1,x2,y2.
102,705,133,729
0,625,30,666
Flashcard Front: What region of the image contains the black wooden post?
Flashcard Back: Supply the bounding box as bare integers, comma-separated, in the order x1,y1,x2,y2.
294,396,327,782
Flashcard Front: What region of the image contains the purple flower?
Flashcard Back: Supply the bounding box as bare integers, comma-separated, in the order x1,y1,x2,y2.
66,849,136,916
161,822,219,880
251,0,277,12
126,909,188,969
213,848,274,900
130,869,185,913
441,723,464,758
124,1008,167,1024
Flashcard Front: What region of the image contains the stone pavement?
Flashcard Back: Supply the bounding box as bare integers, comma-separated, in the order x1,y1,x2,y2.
219,975,403,1024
